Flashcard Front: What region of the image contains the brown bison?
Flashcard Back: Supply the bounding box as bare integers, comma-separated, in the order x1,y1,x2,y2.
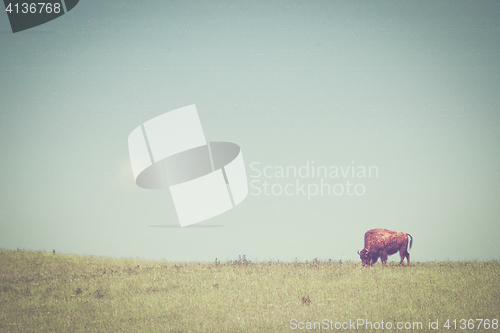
357,228,413,266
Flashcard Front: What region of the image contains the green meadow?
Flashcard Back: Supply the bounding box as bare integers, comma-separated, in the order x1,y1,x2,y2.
1,250,499,332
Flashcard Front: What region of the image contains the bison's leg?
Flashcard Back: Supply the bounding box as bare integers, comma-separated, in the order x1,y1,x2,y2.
399,250,405,266
380,251,388,266
399,245,410,266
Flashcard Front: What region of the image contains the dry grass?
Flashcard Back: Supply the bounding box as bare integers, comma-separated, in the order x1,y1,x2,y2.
1,250,499,332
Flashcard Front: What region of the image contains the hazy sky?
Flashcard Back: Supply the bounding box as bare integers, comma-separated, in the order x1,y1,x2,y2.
1,1,499,263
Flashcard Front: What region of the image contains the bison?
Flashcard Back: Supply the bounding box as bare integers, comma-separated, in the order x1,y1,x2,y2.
357,228,413,266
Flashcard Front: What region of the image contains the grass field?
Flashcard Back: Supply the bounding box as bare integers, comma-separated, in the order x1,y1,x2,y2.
1,250,499,332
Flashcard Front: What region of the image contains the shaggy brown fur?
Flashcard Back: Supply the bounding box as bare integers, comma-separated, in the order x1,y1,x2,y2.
358,228,413,266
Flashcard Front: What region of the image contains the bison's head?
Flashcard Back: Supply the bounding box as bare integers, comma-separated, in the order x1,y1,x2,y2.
358,248,370,266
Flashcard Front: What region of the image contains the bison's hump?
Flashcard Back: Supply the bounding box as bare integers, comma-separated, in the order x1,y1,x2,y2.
363,228,408,248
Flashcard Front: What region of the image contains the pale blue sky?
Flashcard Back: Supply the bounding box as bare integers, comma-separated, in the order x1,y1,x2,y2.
0,1,499,262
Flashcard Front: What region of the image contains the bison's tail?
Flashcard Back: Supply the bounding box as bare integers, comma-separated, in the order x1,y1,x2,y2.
407,233,413,250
